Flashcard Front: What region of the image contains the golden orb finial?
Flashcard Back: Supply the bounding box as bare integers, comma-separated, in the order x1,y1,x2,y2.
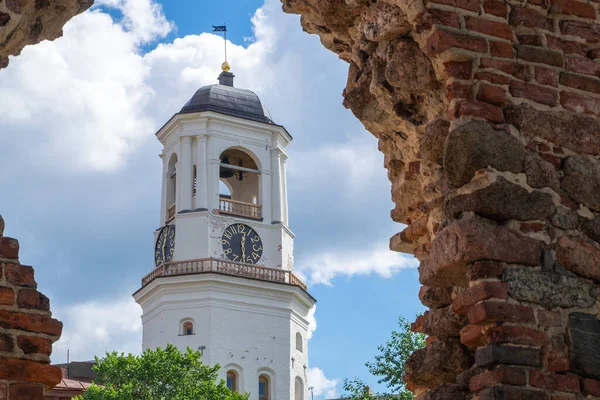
221,61,231,72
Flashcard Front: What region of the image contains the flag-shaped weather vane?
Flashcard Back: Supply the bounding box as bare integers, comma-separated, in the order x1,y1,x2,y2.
212,24,230,72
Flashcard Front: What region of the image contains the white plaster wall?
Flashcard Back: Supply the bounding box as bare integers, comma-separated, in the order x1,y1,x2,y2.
135,275,314,400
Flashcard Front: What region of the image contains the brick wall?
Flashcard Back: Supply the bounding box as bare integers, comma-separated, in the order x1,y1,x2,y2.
0,216,63,399
282,0,600,398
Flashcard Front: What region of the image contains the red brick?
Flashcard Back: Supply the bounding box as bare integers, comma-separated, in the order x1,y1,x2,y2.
4,264,36,288
547,36,588,56
529,370,580,393
475,344,541,368
0,333,14,352
477,83,508,106
0,311,62,336
561,20,600,43
561,90,600,115
550,0,596,18
510,80,558,106
0,287,13,306
480,58,530,81
476,71,511,85
483,0,507,16
478,386,548,400
538,310,562,327
444,60,473,79
487,325,549,347
0,382,6,400
565,56,600,77
490,41,513,58
536,67,558,87
470,367,527,391
518,34,543,46
0,237,19,259
467,261,506,280
468,301,535,325
453,282,508,314
539,152,562,168
548,351,570,372
510,6,554,31
447,81,474,100
552,395,576,400
418,8,461,33
520,222,545,233
429,0,480,11
452,100,504,122
17,289,49,312
560,72,600,94
17,336,52,356
0,358,62,387
517,45,564,67
582,378,600,397
9,383,44,400
466,17,513,40
425,29,488,56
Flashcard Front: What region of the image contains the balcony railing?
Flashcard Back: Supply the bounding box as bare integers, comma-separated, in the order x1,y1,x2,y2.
141,258,307,291
219,198,262,219
167,203,176,222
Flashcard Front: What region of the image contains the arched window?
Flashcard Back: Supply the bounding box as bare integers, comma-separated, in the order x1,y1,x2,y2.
258,375,269,400
180,319,194,336
227,370,238,393
167,153,178,222
296,332,303,352
218,148,262,219
295,377,304,400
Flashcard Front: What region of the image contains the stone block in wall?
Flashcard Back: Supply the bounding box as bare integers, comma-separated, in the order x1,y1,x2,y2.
504,267,599,309
556,236,600,282
561,156,600,211
444,121,524,187
567,313,600,379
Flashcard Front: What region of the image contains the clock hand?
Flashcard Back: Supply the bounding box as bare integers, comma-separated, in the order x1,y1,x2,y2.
241,233,247,263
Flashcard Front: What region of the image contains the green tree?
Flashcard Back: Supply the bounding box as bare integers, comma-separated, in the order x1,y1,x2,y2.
75,344,248,400
343,316,426,400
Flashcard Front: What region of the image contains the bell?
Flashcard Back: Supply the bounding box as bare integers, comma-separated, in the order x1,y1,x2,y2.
219,157,234,179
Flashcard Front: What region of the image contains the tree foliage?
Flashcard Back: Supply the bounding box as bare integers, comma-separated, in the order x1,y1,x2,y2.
343,316,426,400
75,344,248,400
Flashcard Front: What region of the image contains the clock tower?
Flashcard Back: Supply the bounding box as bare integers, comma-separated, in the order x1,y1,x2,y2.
134,66,315,400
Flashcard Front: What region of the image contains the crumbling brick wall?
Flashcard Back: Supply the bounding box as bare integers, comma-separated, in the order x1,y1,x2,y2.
282,0,600,398
0,0,93,69
0,216,64,399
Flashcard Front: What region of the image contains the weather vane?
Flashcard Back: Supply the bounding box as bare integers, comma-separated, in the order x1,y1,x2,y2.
212,24,230,72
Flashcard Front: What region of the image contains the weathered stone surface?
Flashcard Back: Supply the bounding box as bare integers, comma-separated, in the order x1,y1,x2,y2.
420,215,541,287
404,339,473,388
567,313,600,379
0,0,93,70
556,236,600,282
444,121,524,187
524,151,560,191
421,119,451,165
419,286,453,309
551,207,580,230
359,1,410,42
445,176,555,221
562,156,600,211
583,216,600,243
504,267,598,309
505,104,600,155
414,307,469,339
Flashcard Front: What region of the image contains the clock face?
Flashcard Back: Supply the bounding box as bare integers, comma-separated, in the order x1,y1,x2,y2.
221,223,262,264
154,224,176,267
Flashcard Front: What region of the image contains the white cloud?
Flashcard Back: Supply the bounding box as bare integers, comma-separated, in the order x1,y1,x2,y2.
52,296,142,363
307,306,317,340
298,243,418,286
308,367,339,399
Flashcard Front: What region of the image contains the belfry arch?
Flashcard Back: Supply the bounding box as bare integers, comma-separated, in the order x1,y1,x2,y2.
218,148,262,219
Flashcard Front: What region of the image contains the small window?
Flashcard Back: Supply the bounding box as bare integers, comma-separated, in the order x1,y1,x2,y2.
182,321,194,336
296,332,303,352
227,370,238,393
259,375,269,400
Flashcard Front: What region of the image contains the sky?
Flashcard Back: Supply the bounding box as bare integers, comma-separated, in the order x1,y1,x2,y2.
0,0,425,398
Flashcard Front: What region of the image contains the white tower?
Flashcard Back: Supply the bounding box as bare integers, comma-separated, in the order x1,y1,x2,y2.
133,66,315,400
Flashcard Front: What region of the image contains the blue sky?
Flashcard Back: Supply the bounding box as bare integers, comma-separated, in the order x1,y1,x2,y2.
0,0,424,397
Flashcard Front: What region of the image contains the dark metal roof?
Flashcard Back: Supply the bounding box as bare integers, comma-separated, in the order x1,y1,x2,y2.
179,84,276,125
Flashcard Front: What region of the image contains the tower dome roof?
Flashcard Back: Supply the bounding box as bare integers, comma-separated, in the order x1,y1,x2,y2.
180,72,275,125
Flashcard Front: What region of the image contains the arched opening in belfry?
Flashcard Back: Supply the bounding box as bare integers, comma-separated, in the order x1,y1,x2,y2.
218,148,261,219
167,153,178,222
